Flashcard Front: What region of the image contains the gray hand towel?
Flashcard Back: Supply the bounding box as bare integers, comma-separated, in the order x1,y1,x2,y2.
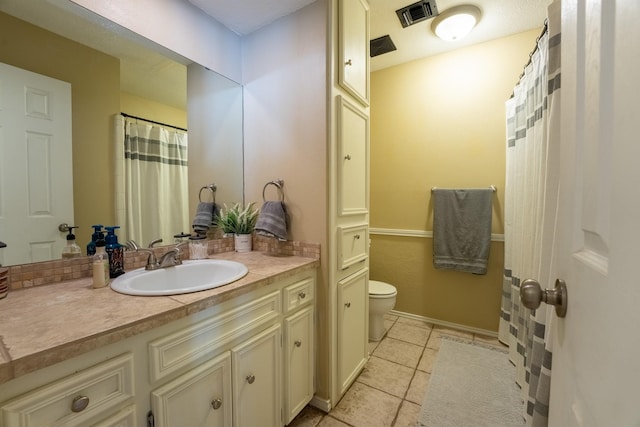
255,201,288,241
432,189,493,274
192,202,216,234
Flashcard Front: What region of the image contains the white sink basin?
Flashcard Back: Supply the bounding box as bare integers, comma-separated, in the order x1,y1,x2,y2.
110,259,248,296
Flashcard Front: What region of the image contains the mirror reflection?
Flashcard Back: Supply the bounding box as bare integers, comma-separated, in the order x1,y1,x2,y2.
0,1,244,267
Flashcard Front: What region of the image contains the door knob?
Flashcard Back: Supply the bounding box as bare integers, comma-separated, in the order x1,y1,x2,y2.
520,278,568,318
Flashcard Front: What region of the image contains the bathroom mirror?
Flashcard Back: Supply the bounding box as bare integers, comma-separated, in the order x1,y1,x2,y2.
0,0,244,266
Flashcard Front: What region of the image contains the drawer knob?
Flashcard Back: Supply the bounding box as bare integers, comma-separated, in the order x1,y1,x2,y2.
344,154,352,160
345,59,353,66
295,340,302,347
246,374,256,384
298,291,306,299
211,398,223,410
71,395,90,413
345,302,351,308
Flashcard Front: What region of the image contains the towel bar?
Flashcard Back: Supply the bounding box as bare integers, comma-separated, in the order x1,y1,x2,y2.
199,184,217,202
431,185,496,193
263,179,285,202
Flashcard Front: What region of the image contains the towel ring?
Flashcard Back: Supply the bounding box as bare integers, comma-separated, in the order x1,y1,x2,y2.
199,184,217,203
262,179,285,202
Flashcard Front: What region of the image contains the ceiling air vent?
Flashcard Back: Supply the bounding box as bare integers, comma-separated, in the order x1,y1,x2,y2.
370,35,397,57
396,0,439,28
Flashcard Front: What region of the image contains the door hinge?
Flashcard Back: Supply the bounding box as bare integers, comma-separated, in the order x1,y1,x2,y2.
147,410,154,427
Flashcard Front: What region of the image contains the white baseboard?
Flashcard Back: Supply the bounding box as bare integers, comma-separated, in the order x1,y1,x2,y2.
309,395,331,413
390,310,498,338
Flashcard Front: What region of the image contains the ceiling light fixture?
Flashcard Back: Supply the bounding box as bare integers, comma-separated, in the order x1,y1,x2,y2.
431,5,481,41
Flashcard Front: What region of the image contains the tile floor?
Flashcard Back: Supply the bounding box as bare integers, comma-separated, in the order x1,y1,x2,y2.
288,313,504,427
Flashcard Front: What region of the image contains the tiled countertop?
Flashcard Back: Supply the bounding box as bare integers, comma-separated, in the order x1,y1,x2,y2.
0,251,318,386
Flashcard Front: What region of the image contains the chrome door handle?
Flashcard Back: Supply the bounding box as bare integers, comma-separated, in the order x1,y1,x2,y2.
520,278,568,318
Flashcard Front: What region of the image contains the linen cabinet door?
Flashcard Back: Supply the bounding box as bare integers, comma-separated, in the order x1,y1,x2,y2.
232,324,282,427
283,305,314,424
337,268,369,395
337,95,369,217
151,352,232,427
338,0,370,105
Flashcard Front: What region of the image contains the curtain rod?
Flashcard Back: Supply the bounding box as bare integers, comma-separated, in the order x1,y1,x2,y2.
120,112,187,132
510,19,549,99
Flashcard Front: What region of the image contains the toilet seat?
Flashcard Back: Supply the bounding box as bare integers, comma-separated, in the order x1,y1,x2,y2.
369,280,397,298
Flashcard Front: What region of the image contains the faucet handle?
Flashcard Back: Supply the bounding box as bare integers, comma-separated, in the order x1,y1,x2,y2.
125,240,139,251
148,238,163,248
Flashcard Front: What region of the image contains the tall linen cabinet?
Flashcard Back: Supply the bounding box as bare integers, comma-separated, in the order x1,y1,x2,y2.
328,0,370,405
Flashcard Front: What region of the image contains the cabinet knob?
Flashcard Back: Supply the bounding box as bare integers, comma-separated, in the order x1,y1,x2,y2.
344,154,352,160
298,291,306,299
295,340,302,347
246,374,256,384
71,395,90,413
345,302,351,308
211,398,223,410
345,59,353,66
354,234,360,239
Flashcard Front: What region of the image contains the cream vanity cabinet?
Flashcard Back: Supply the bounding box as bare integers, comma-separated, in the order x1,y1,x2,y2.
0,353,136,427
0,269,316,427
148,271,314,427
330,0,370,405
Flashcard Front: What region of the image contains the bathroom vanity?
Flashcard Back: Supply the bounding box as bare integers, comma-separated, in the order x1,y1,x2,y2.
0,251,318,427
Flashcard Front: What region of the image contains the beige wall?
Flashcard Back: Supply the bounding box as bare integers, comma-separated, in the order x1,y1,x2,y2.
120,92,187,129
370,29,540,332
1,12,119,247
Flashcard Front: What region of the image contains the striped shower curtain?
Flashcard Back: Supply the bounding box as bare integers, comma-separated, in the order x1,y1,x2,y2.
499,1,561,426
114,116,189,246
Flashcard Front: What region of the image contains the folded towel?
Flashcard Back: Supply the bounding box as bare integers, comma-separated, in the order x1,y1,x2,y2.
192,202,216,234
432,189,493,274
255,201,288,241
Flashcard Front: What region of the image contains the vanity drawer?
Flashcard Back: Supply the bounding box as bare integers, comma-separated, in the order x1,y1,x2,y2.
338,224,368,270
0,353,134,427
149,290,281,383
283,276,315,314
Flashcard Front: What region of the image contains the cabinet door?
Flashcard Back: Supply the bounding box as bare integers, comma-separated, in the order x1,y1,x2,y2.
338,0,370,105
337,95,369,216
232,324,282,427
337,268,369,396
151,352,232,427
283,306,314,424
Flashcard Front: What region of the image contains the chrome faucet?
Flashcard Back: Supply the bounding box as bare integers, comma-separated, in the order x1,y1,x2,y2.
158,242,188,268
126,240,159,270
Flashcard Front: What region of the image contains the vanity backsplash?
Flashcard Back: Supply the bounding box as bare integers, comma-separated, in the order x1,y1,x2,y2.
4,235,320,291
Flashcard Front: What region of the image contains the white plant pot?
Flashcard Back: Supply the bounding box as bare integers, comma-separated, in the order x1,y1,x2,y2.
234,234,252,252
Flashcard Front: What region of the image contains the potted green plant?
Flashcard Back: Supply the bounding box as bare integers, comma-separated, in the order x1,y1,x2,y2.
215,202,258,252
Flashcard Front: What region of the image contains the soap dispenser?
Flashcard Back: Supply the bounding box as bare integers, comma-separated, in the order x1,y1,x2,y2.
105,226,125,278
86,224,104,256
92,232,110,289
61,226,82,259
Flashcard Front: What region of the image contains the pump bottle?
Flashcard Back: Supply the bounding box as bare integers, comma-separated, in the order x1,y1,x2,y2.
87,224,104,256
61,226,82,259
92,233,110,288
105,226,125,278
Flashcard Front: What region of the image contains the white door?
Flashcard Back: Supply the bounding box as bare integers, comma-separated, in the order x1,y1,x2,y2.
0,62,73,266
548,1,640,425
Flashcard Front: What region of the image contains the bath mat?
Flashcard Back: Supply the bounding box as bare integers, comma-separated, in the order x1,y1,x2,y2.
418,336,524,427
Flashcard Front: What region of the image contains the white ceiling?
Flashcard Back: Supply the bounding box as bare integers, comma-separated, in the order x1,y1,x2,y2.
189,0,552,71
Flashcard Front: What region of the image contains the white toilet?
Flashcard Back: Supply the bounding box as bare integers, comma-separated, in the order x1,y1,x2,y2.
368,280,397,341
